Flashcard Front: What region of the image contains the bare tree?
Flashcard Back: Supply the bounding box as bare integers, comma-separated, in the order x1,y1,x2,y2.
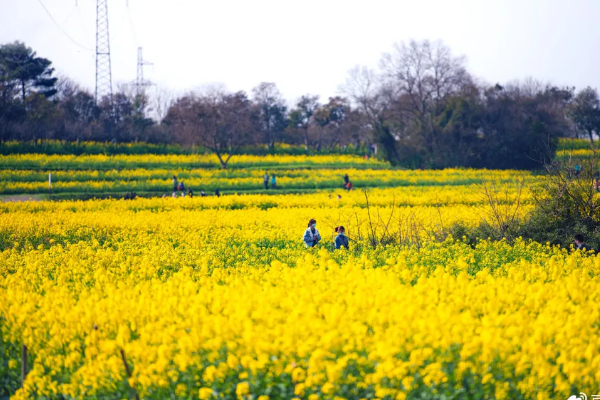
164,86,257,168
381,41,466,143
568,86,600,144
289,94,319,151
380,40,469,118
251,82,287,152
341,66,400,163
54,76,97,142
152,85,175,123
342,66,386,124
313,96,349,149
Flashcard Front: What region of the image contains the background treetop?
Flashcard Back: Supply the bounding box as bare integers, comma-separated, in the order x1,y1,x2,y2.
1,39,598,170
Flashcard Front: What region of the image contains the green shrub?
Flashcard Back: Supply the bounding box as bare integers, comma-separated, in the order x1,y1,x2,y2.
450,152,600,252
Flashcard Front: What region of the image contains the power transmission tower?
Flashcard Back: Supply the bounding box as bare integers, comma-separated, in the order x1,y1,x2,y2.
95,0,113,105
135,47,153,98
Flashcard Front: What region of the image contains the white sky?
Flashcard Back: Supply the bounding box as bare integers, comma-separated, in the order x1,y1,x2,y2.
1,0,600,105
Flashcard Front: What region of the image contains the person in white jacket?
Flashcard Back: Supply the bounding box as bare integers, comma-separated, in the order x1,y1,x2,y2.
303,218,321,247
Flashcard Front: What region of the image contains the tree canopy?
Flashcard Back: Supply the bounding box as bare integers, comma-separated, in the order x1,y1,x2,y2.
0,39,597,170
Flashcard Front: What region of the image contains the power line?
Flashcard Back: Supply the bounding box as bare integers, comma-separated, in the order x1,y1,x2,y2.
107,1,130,44
126,2,141,46
59,4,77,26
36,0,94,52
76,3,93,49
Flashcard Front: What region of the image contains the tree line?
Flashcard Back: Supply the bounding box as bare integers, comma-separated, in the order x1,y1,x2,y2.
2,40,600,169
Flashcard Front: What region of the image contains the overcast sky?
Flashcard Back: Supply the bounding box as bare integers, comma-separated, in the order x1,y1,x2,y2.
1,0,600,104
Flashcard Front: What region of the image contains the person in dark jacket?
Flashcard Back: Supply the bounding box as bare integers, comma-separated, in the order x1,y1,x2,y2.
574,233,591,251
334,226,350,249
215,188,221,197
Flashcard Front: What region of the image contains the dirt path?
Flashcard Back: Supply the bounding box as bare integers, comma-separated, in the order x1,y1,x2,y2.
1,194,44,202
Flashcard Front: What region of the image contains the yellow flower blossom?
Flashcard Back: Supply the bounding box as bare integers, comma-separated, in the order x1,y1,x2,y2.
236,382,250,398
0,175,598,399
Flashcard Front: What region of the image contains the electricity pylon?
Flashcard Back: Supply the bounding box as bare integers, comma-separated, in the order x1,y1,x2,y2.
95,0,113,105
135,47,153,98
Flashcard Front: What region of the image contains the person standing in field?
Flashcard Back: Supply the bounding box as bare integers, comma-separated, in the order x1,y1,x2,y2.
264,173,269,190
303,219,321,247
334,226,350,250
574,233,591,251
172,175,178,197
215,188,221,197
271,174,277,189
343,173,349,187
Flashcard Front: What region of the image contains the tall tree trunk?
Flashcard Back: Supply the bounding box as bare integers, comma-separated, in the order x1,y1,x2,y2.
215,152,233,169
216,152,228,169
304,126,309,151
375,123,399,166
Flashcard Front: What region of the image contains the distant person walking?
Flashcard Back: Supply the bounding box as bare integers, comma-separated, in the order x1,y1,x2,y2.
215,188,221,197
303,219,321,247
343,173,349,186
334,226,350,250
271,174,277,189
179,181,186,197
172,175,178,196
264,173,269,190
574,233,591,251
188,188,194,197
